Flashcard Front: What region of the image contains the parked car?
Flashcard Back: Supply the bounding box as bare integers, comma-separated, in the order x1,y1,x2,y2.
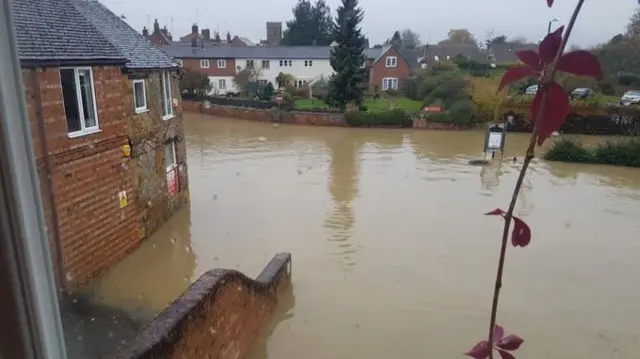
525,85,538,95
570,88,594,99
620,90,640,106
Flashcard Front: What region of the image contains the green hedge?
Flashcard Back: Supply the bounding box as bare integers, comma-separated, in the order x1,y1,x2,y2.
344,109,411,127
544,138,640,167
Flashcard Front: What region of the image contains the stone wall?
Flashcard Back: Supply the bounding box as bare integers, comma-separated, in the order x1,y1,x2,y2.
110,252,292,359
126,71,189,239
183,100,346,126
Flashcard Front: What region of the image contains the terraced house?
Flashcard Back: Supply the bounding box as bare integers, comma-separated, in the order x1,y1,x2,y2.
11,0,189,290
161,42,414,95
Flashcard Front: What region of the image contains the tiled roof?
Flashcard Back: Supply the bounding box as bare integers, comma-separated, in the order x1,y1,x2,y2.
11,0,125,64
71,0,177,69
421,44,487,64
161,44,384,60
489,43,538,64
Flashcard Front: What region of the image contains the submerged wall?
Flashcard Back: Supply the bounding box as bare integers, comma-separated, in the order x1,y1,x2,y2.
182,100,346,126
109,252,292,359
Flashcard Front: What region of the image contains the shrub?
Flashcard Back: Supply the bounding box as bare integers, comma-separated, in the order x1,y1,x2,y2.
544,138,595,163
344,108,410,127
593,139,640,167
179,69,212,96
470,77,507,122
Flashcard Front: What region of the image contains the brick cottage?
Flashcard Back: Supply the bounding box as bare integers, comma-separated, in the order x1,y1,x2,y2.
12,0,189,289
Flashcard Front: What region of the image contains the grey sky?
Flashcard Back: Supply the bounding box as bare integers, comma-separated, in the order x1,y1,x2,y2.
102,0,635,47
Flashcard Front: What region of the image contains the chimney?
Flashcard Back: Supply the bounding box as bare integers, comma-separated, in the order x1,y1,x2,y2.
153,19,160,32
191,37,197,47
142,27,149,37
202,29,211,41
192,23,198,35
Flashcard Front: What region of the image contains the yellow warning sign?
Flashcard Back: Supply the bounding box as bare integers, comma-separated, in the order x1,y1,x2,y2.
118,191,128,208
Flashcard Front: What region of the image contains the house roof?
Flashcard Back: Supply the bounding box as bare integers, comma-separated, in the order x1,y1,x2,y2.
71,0,177,69
421,44,487,64
160,44,384,60
11,0,125,65
489,42,538,64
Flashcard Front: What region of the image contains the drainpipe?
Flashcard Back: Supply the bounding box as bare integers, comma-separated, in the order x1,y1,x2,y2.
30,67,65,293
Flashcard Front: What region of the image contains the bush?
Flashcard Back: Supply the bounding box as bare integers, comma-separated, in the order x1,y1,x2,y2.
344,109,411,127
470,77,507,123
427,100,474,124
179,69,212,96
544,139,595,163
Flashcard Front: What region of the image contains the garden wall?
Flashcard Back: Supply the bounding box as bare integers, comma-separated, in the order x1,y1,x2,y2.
109,252,292,359
183,100,345,126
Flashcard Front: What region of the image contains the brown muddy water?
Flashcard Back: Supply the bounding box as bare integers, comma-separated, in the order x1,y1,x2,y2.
81,113,640,358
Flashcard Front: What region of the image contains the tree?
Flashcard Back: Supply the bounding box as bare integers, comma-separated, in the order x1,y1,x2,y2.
384,29,421,49
439,29,477,45
179,69,211,96
326,0,367,109
490,35,507,44
626,6,640,38
233,68,261,93
281,0,333,45
400,29,421,49
389,30,402,48
275,72,296,89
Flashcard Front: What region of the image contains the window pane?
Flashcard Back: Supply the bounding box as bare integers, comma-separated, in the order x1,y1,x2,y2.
164,72,172,116
134,81,145,109
78,69,96,128
160,72,168,116
164,142,175,169
60,69,81,133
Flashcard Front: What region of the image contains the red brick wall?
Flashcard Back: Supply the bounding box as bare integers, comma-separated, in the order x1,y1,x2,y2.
22,67,140,287
182,58,236,77
112,253,292,359
184,100,346,126
368,47,411,92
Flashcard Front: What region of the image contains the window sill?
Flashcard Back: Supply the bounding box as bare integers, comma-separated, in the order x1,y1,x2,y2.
68,128,101,138
135,108,149,114
163,114,176,121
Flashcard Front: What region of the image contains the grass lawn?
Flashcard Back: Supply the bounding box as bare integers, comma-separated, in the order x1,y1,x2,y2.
295,96,423,114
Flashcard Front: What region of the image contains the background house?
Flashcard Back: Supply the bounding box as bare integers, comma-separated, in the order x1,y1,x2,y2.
12,0,187,289
162,43,411,95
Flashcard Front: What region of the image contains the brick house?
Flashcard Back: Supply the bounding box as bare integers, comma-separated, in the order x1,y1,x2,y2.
143,18,173,45
12,0,188,289
367,45,412,93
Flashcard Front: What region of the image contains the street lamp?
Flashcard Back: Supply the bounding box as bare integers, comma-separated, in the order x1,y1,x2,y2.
547,18,559,34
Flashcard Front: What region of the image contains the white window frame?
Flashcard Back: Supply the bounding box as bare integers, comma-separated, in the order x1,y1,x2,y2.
218,79,226,89
261,60,270,69
132,79,148,114
160,71,174,120
279,60,292,67
385,56,397,68
217,59,226,68
304,60,313,67
295,79,308,88
246,60,255,69
176,59,184,67
200,59,210,68
382,77,398,91
59,67,100,138
164,141,177,173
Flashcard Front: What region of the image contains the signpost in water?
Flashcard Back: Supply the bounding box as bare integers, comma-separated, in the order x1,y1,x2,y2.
483,122,507,160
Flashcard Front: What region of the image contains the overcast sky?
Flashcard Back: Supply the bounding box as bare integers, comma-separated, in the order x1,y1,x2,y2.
102,0,636,47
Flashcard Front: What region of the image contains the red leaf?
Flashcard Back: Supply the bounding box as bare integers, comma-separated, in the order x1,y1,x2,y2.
530,82,570,145
546,0,554,6
465,341,491,359
497,350,516,359
539,26,564,63
496,334,524,350
511,216,531,247
494,325,505,342
485,208,505,216
497,66,536,92
515,50,542,71
557,51,603,79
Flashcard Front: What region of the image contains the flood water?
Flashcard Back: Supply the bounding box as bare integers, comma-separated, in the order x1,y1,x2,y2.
83,113,640,359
